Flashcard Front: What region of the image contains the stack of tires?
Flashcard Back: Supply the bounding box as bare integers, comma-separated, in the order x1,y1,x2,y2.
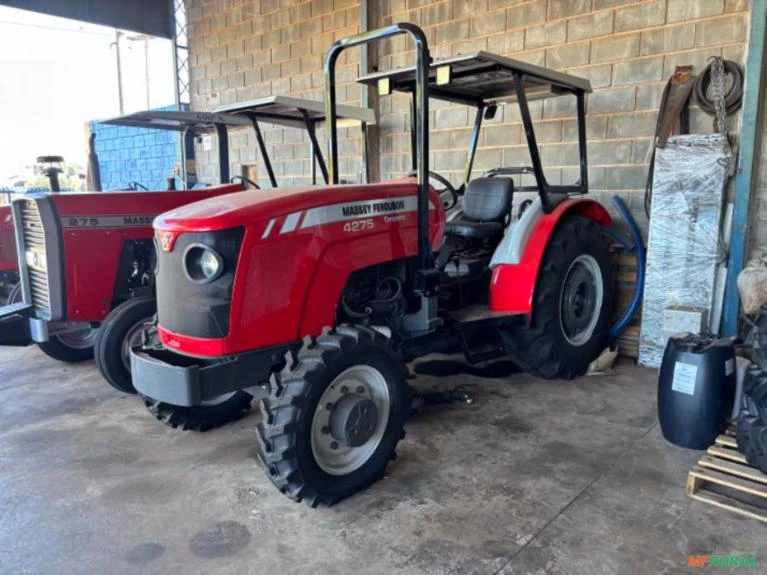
736,309,767,473
736,366,767,473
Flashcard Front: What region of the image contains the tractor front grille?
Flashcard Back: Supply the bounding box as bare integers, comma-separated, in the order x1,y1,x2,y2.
156,227,244,340
19,200,50,313
13,196,64,320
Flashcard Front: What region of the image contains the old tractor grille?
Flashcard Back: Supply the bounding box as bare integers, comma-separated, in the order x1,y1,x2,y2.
13,196,64,320
19,200,50,312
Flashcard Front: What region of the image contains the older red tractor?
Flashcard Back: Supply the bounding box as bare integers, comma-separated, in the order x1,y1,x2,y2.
2,101,373,397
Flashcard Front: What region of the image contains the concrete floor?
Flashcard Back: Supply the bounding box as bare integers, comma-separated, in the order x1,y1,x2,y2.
0,345,763,575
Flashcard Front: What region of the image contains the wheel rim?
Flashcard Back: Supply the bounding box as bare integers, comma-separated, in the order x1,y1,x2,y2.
56,326,99,349
559,254,603,347
121,316,155,372
311,365,391,476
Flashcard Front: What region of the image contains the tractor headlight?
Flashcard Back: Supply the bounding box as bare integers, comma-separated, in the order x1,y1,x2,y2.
183,244,224,284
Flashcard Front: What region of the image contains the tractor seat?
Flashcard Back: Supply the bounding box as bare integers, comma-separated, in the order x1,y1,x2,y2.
444,177,513,240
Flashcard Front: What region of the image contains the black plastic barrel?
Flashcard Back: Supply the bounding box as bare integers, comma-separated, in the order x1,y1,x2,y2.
658,334,735,449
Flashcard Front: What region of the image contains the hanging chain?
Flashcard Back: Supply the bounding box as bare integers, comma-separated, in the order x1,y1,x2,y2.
709,56,732,169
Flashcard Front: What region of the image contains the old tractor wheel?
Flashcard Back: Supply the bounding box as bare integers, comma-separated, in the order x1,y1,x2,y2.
257,325,411,507
95,296,157,394
503,215,613,380
38,326,99,363
141,392,253,432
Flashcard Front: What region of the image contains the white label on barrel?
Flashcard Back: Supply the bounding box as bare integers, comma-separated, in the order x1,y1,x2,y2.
672,362,698,395
725,358,734,376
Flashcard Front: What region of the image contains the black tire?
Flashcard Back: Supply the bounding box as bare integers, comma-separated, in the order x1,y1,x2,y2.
736,366,767,474
38,329,98,363
736,416,767,474
141,392,253,432
743,364,767,422
502,215,614,379
257,325,411,507
95,296,157,394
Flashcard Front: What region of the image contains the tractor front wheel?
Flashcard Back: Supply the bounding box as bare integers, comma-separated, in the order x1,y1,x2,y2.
95,296,157,394
257,326,411,507
502,215,613,379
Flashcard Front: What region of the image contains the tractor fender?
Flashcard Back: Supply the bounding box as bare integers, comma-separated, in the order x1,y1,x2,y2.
489,197,611,315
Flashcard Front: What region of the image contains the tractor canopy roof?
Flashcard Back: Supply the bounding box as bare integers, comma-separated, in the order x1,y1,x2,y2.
214,95,376,128
357,51,591,106
99,110,252,132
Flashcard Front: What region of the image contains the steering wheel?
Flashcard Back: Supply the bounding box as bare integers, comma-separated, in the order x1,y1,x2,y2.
407,170,458,210
127,181,148,191
231,175,260,189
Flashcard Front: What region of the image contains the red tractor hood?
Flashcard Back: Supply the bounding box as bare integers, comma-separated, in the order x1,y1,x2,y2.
154,180,423,232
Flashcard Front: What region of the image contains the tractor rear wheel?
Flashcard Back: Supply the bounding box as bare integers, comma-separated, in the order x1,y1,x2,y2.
502,215,613,379
257,326,411,507
95,296,157,394
141,392,253,432
38,327,99,363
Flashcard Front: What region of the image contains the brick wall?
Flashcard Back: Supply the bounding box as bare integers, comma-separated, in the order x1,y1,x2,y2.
91,105,183,191
186,0,751,228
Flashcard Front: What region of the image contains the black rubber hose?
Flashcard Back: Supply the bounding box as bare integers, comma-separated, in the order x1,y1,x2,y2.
694,59,744,116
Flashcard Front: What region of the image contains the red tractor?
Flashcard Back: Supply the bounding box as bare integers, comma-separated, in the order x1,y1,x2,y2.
0,100,373,396
0,203,19,305
130,24,614,506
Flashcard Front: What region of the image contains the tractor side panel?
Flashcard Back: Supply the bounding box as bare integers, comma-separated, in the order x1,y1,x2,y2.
50,185,244,322
0,206,17,272
157,188,446,357
489,198,611,315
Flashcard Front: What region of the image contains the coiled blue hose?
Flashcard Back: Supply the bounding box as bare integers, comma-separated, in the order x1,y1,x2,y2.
607,195,646,339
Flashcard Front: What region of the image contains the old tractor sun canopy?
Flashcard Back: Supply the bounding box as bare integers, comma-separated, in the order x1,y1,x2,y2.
357,51,592,106
215,95,377,186
99,110,252,132
214,95,376,129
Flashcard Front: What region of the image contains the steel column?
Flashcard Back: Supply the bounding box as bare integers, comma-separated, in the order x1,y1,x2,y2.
722,0,767,336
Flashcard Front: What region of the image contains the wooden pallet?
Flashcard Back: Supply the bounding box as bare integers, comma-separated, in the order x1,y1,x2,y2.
687,434,767,523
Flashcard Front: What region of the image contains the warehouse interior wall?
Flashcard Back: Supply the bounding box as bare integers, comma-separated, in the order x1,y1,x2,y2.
186,0,750,232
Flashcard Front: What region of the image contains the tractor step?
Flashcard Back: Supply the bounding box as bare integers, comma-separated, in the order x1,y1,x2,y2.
455,321,507,364
686,433,767,524
448,304,522,323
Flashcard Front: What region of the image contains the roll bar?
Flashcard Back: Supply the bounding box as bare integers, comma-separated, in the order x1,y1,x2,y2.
325,23,434,290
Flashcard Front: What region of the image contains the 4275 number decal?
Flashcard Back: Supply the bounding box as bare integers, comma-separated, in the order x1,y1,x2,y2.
343,219,374,233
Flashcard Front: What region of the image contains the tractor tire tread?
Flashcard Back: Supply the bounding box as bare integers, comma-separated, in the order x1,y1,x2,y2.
502,215,612,380
257,325,409,507
141,392,252,432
